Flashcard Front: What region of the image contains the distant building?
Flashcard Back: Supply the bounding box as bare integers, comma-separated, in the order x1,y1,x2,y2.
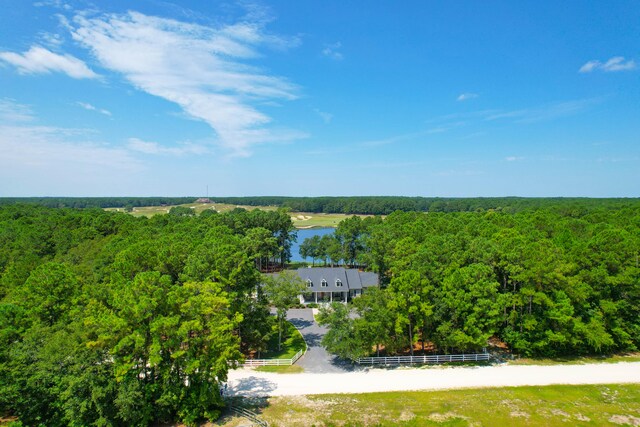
195,198,212,203
295,267,378,304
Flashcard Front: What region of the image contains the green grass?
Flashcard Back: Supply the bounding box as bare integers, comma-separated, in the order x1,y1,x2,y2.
260,321,306,360
254,365,304,374
105,202,375,228
508,352,640,366
247,383,640,426
105,202,276,218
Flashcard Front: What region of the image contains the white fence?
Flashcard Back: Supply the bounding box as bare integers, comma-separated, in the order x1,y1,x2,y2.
238,349,304,367
228,405,269,427
356,352,490,365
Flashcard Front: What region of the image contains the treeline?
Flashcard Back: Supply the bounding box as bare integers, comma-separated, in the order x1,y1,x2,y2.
210,196,640,215
3,196,639,215
317,207,640,359
0,197,196,209
0,205,296,426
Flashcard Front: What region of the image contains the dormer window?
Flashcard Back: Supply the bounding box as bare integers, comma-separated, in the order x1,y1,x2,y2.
307,279,313,288
321,279,328,287
336,279,342,287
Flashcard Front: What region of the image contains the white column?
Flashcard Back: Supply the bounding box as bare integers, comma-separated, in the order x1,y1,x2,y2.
330,292,333,303
315,292,317,304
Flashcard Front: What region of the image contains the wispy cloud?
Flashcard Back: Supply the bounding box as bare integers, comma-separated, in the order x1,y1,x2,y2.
127,137,209,156
322,42,343,60
0,45,99,79
360,126,457,148
69,10,303,157
579,56,636,73
505,156,524,162
0,98,138,176
457,93,478,101
485,98,598,123
0,98,35,123
314,108,333,124
0,124,138,170
77,101,112,116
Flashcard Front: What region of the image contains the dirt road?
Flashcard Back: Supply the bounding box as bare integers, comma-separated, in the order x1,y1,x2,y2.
227,362,640,397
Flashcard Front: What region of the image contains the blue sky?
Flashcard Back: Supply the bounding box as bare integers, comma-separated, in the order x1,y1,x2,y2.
1,0,638,197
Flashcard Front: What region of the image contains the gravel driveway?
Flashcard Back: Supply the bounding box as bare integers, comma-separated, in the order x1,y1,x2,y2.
286,308,353,373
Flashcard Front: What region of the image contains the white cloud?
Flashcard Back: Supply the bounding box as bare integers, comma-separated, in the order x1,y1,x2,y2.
314,109,333,124
77,101,112,116
127,137,209,156
69,11,303,157
0,98,35,123
505,156,524,162
457,93,478,101
0,124,139,172
579,56,636,73
0,45,99,79
322,42,343,60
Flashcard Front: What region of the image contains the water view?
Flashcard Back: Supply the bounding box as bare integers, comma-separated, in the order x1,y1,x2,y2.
291,227,334,262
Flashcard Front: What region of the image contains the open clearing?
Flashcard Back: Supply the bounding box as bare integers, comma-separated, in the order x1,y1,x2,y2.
227,362,640,397
106,202,358,228
223,363,640,426
218,383,640,427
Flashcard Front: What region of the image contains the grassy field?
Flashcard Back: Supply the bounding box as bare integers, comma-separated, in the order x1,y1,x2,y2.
254,365,304,374
218,383,640,427
105,202,359,228
507,352,640,366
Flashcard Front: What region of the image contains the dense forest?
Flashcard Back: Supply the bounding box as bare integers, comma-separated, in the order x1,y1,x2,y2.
1,201,639,425
2,196,639,215
208,196,640,215
0,197,197,209
314,208,639,361
0,205,296,426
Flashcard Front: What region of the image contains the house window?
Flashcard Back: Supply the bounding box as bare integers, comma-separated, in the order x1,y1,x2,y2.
336,279,342,287
321,279,327,287
307,279,313,288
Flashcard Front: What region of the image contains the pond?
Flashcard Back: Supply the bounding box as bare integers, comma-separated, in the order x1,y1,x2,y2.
290,227,334,262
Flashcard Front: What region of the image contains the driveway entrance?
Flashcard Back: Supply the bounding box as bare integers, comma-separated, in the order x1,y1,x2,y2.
286,308,351,373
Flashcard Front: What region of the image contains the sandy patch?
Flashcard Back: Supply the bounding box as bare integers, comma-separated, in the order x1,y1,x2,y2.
609,415,640,426
429,412,467,422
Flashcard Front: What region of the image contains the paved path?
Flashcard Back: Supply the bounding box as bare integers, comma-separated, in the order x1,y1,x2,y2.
227,362,640,397
286,308,352,373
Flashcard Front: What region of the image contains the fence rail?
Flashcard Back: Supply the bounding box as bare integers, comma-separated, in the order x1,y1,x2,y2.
237,349,304,367
229,405,269,427
356,352,490,365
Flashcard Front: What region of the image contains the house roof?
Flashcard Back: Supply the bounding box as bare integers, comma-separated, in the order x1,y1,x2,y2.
296,267,378,292
359,272,379,288
345,269,362,289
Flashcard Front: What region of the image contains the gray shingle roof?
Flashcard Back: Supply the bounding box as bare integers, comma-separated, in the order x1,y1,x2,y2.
296,267,378,292
345,269,362,289
359,271,379,288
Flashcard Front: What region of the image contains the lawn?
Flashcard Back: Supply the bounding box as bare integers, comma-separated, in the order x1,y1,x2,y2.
254,365,304,374
259,321,306,360
234,383,640,426
105,202,365,228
